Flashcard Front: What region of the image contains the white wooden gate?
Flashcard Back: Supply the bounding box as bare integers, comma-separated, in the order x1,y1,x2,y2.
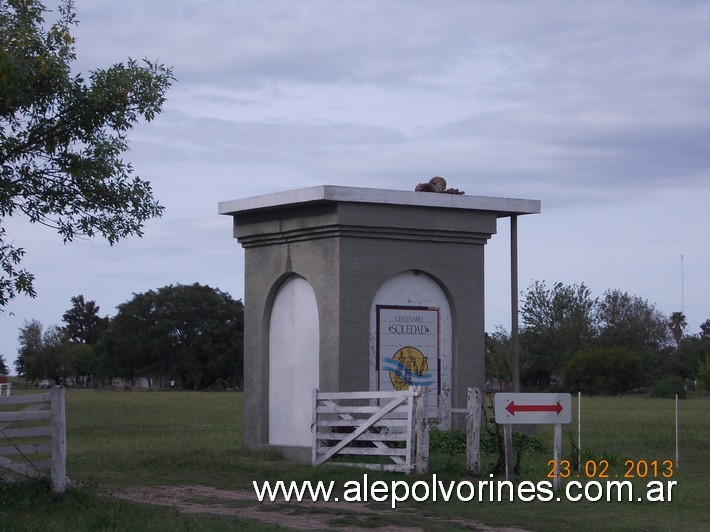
0,387,67,492
312,387,428,473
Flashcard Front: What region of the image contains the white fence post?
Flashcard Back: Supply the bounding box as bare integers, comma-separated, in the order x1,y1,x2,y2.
414,386,429,474
311,388,319,466
51,386,67,493
466,387,482,475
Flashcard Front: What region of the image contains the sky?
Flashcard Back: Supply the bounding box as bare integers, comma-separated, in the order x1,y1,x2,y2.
2,0,709,372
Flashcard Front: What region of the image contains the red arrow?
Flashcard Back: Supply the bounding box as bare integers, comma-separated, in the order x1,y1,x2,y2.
505,400,563,416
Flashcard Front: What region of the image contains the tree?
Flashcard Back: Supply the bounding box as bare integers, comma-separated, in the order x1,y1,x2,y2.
519,281,596,388
100,283,244,389
485,327,512,383
15,318,66,380
676,319,710,386
34,324,67,380
700,319,710,339
15,318,43,377
58,295,108,385
668,312,688,348
0,0,174,307
12,297,107,385
697,353,710,390
0,353,7,374
61,341,95,387
61,295,108,344
516,282,676,391
596,290,671,353
564,347,644,395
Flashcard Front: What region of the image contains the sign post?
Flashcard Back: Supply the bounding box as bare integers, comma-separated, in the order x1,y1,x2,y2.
494,393,572,489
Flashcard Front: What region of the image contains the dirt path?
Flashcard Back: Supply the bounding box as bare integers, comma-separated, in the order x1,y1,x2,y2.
112,484,530,531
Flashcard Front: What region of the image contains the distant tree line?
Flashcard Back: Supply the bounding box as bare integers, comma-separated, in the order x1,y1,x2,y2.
13,279,710,395
14,283,244,390
486,281,710,395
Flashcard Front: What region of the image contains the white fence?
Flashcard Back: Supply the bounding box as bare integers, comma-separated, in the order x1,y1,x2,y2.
312,387,429,473
0,387,67,492
0,382,11,397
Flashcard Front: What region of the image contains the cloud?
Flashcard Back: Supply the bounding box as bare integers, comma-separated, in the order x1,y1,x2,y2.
3,0,709,371
73,0,473,86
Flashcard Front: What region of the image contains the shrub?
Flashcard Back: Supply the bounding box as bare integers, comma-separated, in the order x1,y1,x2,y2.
696,354,710,390
429,427,466,455
564,347,643,395
650,376,687,399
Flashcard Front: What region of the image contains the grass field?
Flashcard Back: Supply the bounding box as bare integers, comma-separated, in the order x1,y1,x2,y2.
1,387,709,531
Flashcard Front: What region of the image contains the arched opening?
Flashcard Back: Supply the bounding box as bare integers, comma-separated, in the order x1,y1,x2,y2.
268,276,320,446
369,270,453,427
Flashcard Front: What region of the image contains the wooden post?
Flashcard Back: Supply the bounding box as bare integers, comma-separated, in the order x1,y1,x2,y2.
504,425,514,481
414,386,429,474
50,386,67,493
311,388,319,465
553,423,562,491
466,387,482,475
406,387,416,469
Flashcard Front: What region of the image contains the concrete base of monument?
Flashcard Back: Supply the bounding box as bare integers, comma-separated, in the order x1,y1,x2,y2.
262,444,312,463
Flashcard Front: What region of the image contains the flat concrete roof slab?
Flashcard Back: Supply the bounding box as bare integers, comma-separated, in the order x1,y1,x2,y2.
219,185,540,218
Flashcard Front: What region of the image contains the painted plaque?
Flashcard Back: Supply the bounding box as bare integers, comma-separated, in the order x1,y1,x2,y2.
377,305,439,414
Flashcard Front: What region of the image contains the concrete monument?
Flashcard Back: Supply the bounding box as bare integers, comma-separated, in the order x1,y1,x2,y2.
219,185,540,460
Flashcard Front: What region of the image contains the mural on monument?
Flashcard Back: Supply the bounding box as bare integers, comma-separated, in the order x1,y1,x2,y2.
377,305,439,405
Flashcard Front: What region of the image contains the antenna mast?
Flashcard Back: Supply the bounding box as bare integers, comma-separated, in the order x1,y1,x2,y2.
681,254,684,312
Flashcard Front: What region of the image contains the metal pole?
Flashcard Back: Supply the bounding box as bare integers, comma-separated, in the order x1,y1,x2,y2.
554,423,562,491
675,393,679,470
578,391,582,472
511,215,520,393
504,424,514,481
681,254,684,312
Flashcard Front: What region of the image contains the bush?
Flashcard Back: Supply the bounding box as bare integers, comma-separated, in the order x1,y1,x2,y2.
564,347,644,395
696,354,710,390
429,427,466,455
0,477,54,512
650,377,687,399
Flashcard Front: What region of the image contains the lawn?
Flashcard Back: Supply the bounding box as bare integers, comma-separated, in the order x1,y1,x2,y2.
1,386,708,530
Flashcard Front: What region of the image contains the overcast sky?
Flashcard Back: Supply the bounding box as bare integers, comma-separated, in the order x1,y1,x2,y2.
2,0,709,371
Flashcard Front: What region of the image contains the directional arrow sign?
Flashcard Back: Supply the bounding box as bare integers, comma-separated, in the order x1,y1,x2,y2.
495,393,572,424
505,400,563,416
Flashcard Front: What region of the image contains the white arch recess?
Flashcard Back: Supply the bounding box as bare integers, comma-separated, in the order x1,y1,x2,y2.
268,276,320,446
369,271,452,428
